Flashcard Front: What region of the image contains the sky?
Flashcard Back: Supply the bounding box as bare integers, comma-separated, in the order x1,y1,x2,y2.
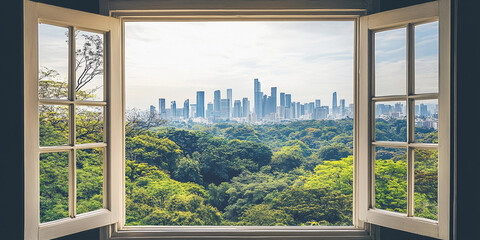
38,20,438,111
124,21,355,110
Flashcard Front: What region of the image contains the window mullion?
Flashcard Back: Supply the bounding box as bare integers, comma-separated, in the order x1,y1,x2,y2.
406,23,415,217
69,26,78,218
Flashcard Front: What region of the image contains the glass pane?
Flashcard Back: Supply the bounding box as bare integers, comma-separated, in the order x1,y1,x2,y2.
375,28,407,96
415,99,438,143
40,152,69,223
75,31,104,101
375,147,407,213
375,101,407,142
38,23,69,99
415,22,439,94
414,149,438,220
39,105,69,147
77,148,104,214
76,106,104,144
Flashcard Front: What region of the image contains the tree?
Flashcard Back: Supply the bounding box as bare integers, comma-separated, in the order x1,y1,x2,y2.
173,154,203,184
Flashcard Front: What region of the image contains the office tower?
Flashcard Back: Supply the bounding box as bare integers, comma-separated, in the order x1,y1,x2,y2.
266,96,272,115
190,104,197,118
233,100,242,118
220,99,230,119
420,104,428,117
196,91,205,118
214,90,221,114
270,87,277,114
254,78,263,119
340,99,345,117
308,102,315,116
159,98,166,118
242,98,250,118
227,89,232,117
206,103,213,119
280,92,285,107
285,94,292,108
262,94,268,118
291,102,296,119
171,101,176,118
149,105,156,117
315,99,321,108
395,102,403,114
183,99,189,119
296,102,301,117
332,92,338,116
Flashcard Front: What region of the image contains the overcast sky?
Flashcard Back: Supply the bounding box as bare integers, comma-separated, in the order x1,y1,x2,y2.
38,20,438,111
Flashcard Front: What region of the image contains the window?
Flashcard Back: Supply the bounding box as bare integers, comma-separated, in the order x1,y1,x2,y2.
24,1,451,240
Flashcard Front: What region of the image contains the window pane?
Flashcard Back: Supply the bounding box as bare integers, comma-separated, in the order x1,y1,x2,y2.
375,101,407,142
415,99,438,143
38,23,69,99
375,147,407,213
415,22,439,94
40,152,69,223
125,21,355,226
39,105,69,147
77,148,104,214
414,149,438,220
374,28,407,96
76,106,104,144
75,31,104,101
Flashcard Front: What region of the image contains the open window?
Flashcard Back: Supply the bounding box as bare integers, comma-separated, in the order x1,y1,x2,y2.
24,2,122,239
358,1,450,239
24,1,451,239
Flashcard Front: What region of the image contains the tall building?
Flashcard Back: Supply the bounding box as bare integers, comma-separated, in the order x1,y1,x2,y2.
262,94,268,118
315,99,321,108
340,99,345,117
158,98,166,117
227,89,232,117
270,87,277,115
196,91,205,118
190,104,197,118
285,94,292,108
420,103,428,117
254,78,263,119
149,105,156,117
233,100,242,118
220,99,230,119
280,92,285,107
206,103,213,119
332,92,338,116
214,90,221,114
291,102,296,119
171,101,176,118
183,99,189,119
242,97,250,118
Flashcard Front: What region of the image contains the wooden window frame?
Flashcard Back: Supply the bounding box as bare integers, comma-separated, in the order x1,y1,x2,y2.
24,1,122,239
358,1,451,239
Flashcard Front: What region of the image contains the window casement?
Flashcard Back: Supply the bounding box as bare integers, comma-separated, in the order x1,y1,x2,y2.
24,0,451,239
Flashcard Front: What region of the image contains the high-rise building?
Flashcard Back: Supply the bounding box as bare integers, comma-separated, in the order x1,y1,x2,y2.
183,99,189,119
190,104,197,118
420,104,428,117
254,78,263,119
150,105,156,117
242,98,250,118
214,90,221,114
158,98,166,117
227,89,232,117
296,102,301,117
315,99,321,108
233,100,242,118
220,99,230,119
262,94,268,118
291,102,296,119
332,92,338,116
206,103,213,119
196,91,205,118
285,94,291,108
280,92,285,107
171,101,176,118
340,99,345,117
270,87,277,114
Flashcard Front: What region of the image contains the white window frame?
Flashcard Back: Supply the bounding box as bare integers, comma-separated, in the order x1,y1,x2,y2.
23,0,452,239
358,1,451,239
24,1,122,239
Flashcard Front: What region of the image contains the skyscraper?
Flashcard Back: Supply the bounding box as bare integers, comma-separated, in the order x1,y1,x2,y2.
227,89,232,117
270,87,277,114
206,103,213,119
149,105,156,117
220,99,230,119
242,97,250,118
171,101,176,118
233,100,242,118
158,98,166,117
332,92,338,116
315,99,321,108
214,90,221,114
285,94,291,108
183,99,189,119
280,92,285,107
340,99,345,117
254,78,263,119
196,91,205,118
